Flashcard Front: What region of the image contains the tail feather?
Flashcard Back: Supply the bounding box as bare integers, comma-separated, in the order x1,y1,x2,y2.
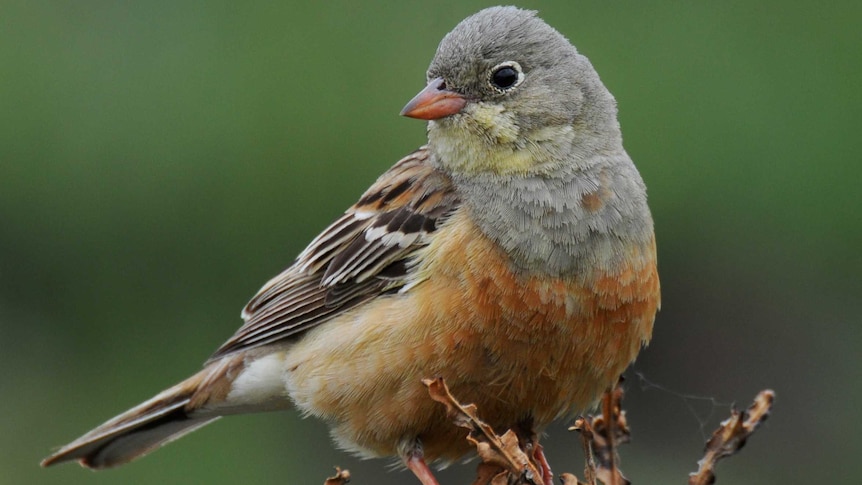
41,370,220,469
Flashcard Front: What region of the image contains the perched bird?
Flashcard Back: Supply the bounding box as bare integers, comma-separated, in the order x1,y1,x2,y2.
42,6,659,485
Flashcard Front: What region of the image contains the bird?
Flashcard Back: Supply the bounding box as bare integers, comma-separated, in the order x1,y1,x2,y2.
41,6,659,485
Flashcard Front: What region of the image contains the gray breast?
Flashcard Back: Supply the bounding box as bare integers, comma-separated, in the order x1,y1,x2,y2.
452,154,654,278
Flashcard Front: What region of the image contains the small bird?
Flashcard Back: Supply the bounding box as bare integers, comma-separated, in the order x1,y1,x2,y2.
42,7,659,485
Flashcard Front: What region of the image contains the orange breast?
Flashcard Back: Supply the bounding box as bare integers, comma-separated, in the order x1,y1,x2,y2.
397,212,659,459
284,211,659,462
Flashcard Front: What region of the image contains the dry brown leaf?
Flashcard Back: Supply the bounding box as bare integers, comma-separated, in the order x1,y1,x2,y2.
423,377,543,485
470,429,526,472
490,470,512,485
688,389,775,485
473,463,507,485
323,466,351,485
560,473,590,485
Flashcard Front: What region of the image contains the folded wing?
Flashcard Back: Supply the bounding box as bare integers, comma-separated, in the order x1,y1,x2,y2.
209,147,460,360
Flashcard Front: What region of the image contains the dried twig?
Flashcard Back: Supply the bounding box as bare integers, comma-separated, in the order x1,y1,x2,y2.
570,417,597,485
423,377,544,485
688,389,775,485
592,385,630,485
570,382,630,485
323,466,351,485
422,376,774,485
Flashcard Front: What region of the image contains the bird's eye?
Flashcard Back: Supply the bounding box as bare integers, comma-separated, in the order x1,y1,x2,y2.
488,62,524,92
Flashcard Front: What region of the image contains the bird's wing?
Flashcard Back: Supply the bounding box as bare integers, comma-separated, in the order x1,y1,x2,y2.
208,147,459,360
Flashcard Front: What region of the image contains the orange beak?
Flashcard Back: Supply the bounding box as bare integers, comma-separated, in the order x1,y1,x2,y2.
400,77,467,120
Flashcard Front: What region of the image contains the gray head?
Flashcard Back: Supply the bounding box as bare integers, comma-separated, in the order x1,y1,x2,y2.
402,7,623,175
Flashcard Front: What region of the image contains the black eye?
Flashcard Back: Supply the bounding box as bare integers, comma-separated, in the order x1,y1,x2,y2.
488,62,524,92
492,67,518,88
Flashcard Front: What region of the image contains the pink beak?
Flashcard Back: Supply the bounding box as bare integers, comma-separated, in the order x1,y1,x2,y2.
400,77,467,120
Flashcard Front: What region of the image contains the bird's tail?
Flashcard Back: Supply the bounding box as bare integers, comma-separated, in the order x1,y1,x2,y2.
41,357,244,469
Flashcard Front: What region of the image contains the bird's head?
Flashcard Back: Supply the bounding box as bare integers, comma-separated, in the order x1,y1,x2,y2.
402,6,622,176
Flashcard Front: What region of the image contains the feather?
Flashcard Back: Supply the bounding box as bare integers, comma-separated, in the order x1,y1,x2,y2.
210,147,460,360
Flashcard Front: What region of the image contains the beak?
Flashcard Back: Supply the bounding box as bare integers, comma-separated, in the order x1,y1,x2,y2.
400,77,467,120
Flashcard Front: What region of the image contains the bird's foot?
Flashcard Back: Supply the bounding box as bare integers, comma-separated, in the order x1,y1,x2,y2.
531,442,553,485
403,441,440,485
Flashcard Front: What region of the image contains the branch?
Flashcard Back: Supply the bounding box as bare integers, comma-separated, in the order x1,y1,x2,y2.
688,389,775,485
323,466,351,485
570,381,630,485
408,378,776,485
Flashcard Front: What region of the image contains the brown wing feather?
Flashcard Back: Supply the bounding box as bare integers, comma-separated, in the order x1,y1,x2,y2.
208,147,460,360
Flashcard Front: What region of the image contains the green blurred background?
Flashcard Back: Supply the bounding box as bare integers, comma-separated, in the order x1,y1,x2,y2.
4,1,860,484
